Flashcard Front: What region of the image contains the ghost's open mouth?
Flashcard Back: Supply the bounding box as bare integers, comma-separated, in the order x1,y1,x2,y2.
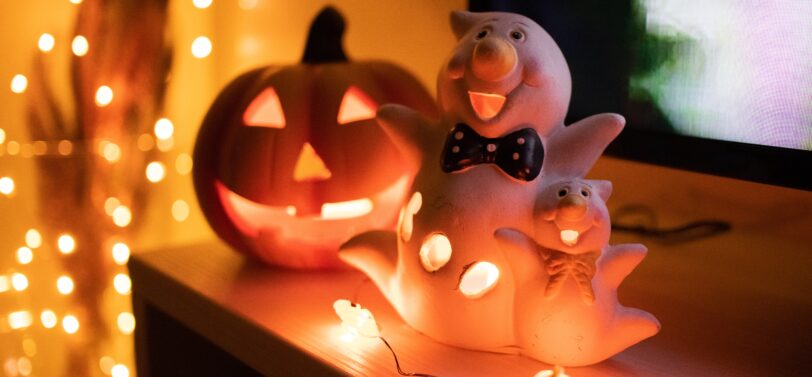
468,91,506,121
215,174,410,237
560,229,580,246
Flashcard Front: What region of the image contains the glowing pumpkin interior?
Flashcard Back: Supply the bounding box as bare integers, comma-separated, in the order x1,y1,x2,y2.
192,7,437,268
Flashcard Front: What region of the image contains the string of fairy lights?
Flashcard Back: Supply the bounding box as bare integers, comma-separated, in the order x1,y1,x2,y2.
0,1,243,376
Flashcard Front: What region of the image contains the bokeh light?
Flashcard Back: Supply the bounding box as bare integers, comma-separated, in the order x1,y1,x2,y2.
154,118,174,140
72,35,89,56
172,200,190,222
191,36,212,58
10,74,28,94
38,33,55,52
113,274,131,295
112,242,130,265
112,205,132,227
57,234,76,254
95,85,114,106
16,247,33,265
62,315,80,334
25,229,42,249
56,275,75,295
145,162,166,183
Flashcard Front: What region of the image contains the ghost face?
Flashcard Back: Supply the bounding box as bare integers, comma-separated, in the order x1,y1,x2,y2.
438,11,572,138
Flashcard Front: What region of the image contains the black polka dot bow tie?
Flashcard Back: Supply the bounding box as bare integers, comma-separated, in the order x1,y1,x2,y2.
441,123,543,181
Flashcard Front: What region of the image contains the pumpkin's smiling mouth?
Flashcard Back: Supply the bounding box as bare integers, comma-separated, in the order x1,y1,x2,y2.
215,174,410,238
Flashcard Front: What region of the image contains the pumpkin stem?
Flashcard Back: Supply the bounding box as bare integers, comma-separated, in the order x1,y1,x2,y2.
302,6,349,64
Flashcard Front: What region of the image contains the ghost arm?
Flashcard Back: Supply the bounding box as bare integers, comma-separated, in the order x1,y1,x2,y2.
338,230,399,304
494,228,547,284
598,243,647,290
543,113,625,178
376,104,443,172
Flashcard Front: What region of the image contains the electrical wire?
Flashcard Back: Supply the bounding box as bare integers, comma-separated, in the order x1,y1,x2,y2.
379,337,439,377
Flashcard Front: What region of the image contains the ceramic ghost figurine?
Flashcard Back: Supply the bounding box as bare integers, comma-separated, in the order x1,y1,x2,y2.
496,177,660,366
340,10,658,365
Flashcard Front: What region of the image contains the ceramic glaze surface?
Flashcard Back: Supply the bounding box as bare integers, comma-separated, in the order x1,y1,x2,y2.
340,10,659,366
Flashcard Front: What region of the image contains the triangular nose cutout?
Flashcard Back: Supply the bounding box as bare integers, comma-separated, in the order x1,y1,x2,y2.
293,142,332,182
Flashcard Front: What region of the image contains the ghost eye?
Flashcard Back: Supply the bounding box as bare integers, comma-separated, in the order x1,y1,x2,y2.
557,188,569,198
475,29,489,40
243,87,286,128
580,188,591,198
510,30,525,41
337,86,377,125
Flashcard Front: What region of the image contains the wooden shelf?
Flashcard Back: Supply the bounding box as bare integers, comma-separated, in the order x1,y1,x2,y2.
130,231,812,376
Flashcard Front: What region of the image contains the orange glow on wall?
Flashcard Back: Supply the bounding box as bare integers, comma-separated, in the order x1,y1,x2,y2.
337,86,377,124
243,87,286,128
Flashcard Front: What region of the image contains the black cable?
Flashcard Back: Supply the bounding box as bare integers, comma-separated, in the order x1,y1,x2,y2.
379,337,439,377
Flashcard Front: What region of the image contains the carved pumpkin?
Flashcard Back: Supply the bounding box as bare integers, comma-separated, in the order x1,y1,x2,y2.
193,7,436,268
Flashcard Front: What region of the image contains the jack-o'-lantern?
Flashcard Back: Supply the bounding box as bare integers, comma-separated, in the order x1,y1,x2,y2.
193,7,437,268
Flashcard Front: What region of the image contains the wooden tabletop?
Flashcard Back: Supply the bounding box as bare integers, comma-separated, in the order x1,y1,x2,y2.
129,229,812,377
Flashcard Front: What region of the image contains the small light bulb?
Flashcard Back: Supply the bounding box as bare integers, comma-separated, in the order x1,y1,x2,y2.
137,134,154,151
153,118,174,140
38,33,55,53
16,247,33,265
156,136,174,152
57,275,75,295
95,85,113,106
100,141,122,163
191,36,212,58
40,310,57,329
99,357,115,375
0,128,5,144
111,364,129,377
112,205,132,227
57,234,76,254
72,35,89,56
145,162,166,183
113,273,131,295
0,176,15,196
32,140,46,155
62,315,80,334
69,0,83,4
172,200,190,222
57,140,73,155
16,357,32,376
104,197,120,215
112,242,130,265
22,338,36,357
10,74,28,94
117,312,135,335
25,229,42,248
192,0,213,9
0,275,9,292
8,311,33,330
175,153,193,175
11,273,28,291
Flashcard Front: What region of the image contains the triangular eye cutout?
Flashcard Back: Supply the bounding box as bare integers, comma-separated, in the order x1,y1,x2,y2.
337,86,377,125
243,87,286,128
294,142,332,182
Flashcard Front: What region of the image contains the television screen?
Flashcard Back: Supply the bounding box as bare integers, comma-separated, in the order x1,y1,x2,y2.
630,0,812,151
470,0,812,190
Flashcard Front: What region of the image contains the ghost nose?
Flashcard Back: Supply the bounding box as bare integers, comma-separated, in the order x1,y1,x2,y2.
471,38,517,82
558,194,587,221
